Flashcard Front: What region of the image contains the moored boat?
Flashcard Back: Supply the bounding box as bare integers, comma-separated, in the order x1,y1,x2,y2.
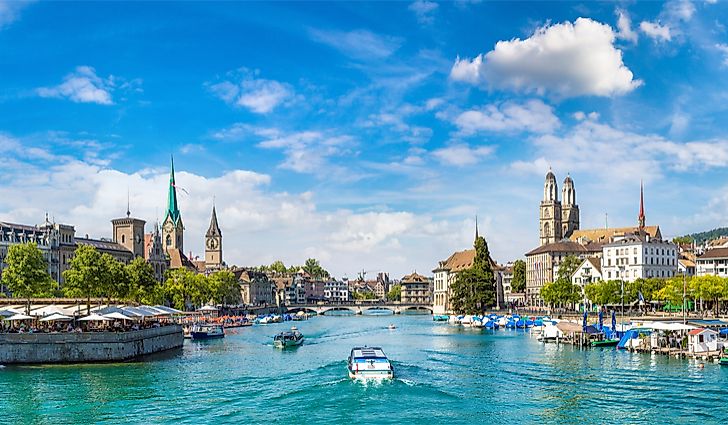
273,329,304,348
191,323,225,340
348,346,394,380
433,315,449,322
591,339,619,348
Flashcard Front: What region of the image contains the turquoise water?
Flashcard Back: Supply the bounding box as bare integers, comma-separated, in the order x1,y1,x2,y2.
1,315,727,424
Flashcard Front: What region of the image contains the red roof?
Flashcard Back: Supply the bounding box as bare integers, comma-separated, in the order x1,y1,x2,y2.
689,328,710,335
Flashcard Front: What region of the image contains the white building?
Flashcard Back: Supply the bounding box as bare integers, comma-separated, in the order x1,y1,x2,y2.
433,249,474,315
601,233,678,282
696,248,728,277
571,257,603,287
324,280,350,302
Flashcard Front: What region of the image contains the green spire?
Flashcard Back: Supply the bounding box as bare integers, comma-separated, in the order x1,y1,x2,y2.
165,156,181,225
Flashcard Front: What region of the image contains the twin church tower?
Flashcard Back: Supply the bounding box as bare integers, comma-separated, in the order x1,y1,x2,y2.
539,170,580,246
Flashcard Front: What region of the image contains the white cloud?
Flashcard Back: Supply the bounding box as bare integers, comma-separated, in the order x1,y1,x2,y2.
665,0,696,21
716,44,728,67
0,132,484,279
36,66,115,105
309,28,403,60
0,0,31,29
616,9,638,43
511,120,728,182
640,21,672,42
453,99,560,135
432,144,494,166
408,0,439,25
450,18,642,98
208,70,294,114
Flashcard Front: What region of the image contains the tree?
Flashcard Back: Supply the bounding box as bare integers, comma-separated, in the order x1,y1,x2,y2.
584,280,622,306
99,253,129,302
540,278,581,310
450,236,496,314
691,275,727,315
556,255,581,281
163,268,204,311
387,284,401,301
208,270,241,306
672,236,693,245
63,244,104,314
511,260,526,293
303,258,330,280
353,291,376,300
269,260,287,275
1,242,54,314
126,257,159,304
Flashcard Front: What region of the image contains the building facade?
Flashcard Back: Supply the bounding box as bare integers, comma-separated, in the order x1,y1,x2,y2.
601,234,677,281
162,158,185,257
696,248,728,277
205,206,223,270
525,240,597,307
324,280,350,302
400,272,431,304
539,171,580,246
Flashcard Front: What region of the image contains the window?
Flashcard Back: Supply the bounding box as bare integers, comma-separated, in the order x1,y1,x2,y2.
166,235,171,246
122,235,125,244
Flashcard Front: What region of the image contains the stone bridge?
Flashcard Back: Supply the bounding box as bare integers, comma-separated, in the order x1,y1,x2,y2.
286,303,433,316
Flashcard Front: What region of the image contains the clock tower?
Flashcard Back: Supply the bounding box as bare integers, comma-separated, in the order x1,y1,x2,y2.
205,204,223,269
162,156,184,256
112,209,146,259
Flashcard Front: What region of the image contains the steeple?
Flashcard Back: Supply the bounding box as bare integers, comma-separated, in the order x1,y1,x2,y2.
638,181,645,230
474,215,479,241
207,205,221,237
165,156,181,225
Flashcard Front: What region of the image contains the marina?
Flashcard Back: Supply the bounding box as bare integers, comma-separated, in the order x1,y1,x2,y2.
1,315,727,424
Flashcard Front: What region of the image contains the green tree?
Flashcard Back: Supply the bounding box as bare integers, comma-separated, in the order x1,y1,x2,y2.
584,280,622,306
303,258,330,280
1,242,54,314
269,260,287,275
672,236,693,245
540,278,582,310
556,255,581,281
63,244,104,314
353,291,376,300
450,236,496,314
511,260,526,292
208,270,242,306
691,275,727,315
387,284,401,301
163,268,205,310
126,257,159,304
99,253,129,302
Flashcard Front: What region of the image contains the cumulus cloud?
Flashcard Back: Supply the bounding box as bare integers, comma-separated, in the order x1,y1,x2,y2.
309,28,403,60
208,69,295,114
408,0,439,25
450,18,642,98
716,43,728,67
511,120,728,182
453,99,560,135
640,21,672,42
432,144,494,166
36,66,115,105
616,9,638,43
0,132,481,278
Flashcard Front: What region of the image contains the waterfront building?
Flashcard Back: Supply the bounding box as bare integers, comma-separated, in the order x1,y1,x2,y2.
285,281,306,305
400,272,431,304
601,234,677,281
234,268,274,305
111,210,146,259
525,240,599,307
696,248,728,277
76,237,134,264
324,280,350,302
678,258,696,277
433,247,502,313
0,220,56,293
571,257,602,287
144,224,168,281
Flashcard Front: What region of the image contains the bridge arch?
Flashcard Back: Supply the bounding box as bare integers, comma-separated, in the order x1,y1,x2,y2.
320,306,357,316
401,305,433,314
286,307,319,315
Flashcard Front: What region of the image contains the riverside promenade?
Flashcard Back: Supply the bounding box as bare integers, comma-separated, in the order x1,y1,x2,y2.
0,325,183,365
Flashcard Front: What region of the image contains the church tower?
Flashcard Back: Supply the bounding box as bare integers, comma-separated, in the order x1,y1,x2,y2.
638,181,646,230
162,157,184,256
205,204,223,269
561,175,580,238
539,170,562,246
111,201,146,259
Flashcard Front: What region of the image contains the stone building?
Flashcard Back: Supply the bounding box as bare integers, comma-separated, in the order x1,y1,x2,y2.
144,224,168,282
400,272,431,304
234,268,274,306
540,170,580,246
162,158,185,258
204,205,223,270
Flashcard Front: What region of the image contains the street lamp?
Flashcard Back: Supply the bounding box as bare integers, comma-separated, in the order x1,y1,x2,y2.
619,265,625,324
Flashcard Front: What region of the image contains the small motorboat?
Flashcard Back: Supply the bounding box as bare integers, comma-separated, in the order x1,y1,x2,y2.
273,329,304,348
387,324,396,330
348,346,394,380
433,315,449,322
591,339,619,348
191,323,225,340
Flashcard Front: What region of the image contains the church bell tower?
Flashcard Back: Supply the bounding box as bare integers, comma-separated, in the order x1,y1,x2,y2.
205,204,223,269
539,169,562,246
162,157,184,256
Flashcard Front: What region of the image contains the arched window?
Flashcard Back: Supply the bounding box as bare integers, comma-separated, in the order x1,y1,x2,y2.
166,235,171,246
544,222,551,237
121,235,125,244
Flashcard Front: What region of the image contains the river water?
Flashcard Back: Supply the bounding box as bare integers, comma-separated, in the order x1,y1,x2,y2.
1,314,727,424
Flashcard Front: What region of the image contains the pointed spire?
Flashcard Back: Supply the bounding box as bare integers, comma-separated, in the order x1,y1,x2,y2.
207,204,221,237
474,215,479,241
638,180,645,230
126,188,131,218
165,155,181,225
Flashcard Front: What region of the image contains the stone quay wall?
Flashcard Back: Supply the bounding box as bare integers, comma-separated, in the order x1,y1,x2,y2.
0,325,183,364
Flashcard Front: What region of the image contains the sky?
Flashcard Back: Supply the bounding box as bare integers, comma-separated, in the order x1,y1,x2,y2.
2,1,728,279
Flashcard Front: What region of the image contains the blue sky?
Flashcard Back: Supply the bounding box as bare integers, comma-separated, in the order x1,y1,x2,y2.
2,1,728,278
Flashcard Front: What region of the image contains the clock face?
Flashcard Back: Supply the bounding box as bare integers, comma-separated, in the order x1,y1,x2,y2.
135,234,142,244
207,239,217,249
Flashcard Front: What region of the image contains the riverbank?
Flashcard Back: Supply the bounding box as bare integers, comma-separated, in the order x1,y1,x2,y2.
0,325,183,364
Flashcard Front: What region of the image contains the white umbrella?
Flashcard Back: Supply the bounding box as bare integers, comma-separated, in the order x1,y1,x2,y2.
197,305,218,312
78,313,111,322
5,313,34,321
39,313,73,322
30,305,65,317
103,312,135,321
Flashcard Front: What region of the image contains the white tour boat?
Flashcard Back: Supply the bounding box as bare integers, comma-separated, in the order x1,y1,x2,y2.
273,329,304,348
348,346,394,380
190,323,225,340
